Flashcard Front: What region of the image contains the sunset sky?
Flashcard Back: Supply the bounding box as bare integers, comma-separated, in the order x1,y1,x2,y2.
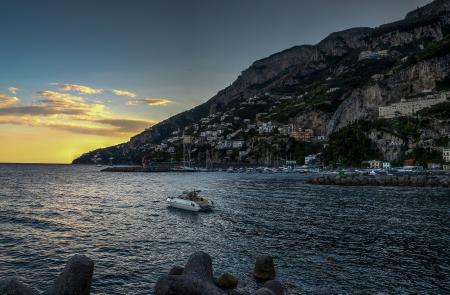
0,0,430,163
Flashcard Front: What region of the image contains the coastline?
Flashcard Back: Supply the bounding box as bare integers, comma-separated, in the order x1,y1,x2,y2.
308,174,450,187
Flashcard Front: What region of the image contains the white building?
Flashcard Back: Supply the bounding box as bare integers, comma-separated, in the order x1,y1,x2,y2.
443,148,450,163
326,87,340,94
428,163,442,170
285,160,297,168
359,50,389,60
382,162,391,169
216,141,232,150
305,154,317,165
315,135,326,141
378,93,448,119
232,140,245,149
365,160,382,169
258,122,274,134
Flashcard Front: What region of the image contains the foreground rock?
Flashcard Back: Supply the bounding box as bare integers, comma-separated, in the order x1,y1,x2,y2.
44,254,94,295
168,266,184,275
0,277,40,295
254,256,276,281
264,280,286,295
155,252,285,295
252,288,276,295
0,255,94,295
183,251,214,283
154,275,226,295
155,251,226,295
308,174,450,187
216,273,239,290
2,252,284,295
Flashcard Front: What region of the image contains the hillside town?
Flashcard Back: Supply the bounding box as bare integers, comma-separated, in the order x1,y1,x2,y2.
135,92,329,168
88,89,450,172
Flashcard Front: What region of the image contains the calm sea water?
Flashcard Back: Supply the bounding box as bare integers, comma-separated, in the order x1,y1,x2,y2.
0,164,449,294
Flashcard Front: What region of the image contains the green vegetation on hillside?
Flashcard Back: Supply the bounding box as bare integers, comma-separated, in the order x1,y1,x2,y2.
374,117,420,139
322,115,448,167
322,122,379,167
418,101,450,119
408,147,444,164
434,136,449,146
409,34,450,63
436,76,450,91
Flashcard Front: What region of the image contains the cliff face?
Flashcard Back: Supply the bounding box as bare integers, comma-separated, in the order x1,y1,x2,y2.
327,54,450,134
73,0,450,164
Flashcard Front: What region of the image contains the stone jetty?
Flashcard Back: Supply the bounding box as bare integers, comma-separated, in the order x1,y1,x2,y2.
101,166,146,172
308,174,450,187
155,251,286,295
0,254,94,295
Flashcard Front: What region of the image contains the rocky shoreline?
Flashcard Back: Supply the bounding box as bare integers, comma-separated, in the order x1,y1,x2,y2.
308,174,450,187
155,252,286,295
0,252,287,295
0,255,94,295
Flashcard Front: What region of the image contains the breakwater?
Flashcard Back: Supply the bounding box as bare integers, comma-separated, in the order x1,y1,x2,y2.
308,174,450,187
0,255,94,295
101,166,146,172
1,252,287,295
155,251,286,295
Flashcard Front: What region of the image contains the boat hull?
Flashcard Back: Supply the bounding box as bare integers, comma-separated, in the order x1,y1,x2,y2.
167,198,207,212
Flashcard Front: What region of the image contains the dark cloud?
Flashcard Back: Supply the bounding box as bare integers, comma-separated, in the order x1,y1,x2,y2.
0,105,87,116
127,98,172,106
96,119,153,132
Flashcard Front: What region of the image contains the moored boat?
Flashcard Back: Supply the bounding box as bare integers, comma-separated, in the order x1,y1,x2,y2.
167,190,214,212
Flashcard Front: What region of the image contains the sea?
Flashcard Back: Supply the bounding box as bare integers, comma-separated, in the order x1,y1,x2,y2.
0,164,449,294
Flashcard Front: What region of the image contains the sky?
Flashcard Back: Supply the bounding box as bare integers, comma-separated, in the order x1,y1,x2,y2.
0,0,432,163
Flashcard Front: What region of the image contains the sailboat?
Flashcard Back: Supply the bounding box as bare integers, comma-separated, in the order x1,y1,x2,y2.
171,134,198,172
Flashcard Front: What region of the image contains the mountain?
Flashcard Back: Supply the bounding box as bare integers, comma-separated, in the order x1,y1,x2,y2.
73,0,450,166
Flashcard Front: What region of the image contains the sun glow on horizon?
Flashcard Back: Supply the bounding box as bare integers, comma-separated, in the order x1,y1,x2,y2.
0,83,171,164
0,125,132,164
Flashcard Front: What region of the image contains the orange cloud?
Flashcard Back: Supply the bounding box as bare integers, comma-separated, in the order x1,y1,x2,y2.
58,84,103,94
40,119,153,136
37,90,84,102
35,90,107,118
112,89,137,98
0,113,153,137
127,98,172,106
0,89,153,137
0,94,19,108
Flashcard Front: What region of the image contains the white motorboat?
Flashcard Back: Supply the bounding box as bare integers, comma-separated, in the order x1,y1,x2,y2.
167,190,214,212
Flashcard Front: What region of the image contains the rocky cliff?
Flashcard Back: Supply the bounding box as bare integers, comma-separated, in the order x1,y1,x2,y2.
73,0,450,165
